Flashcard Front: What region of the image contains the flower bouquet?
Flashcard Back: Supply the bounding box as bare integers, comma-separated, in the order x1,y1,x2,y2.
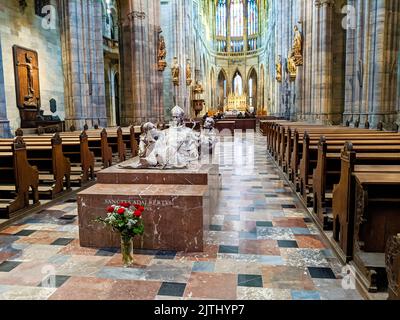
96,202,145,267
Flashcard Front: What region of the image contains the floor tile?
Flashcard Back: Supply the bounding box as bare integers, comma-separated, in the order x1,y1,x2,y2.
14,230,36,237
238,274,263,288
51,238,74,246
0,261,21,272
209,225,223,232
277,240,299,248
308,267,336,279
192,261,215,273
184,273,237,300
158,282,186,297
291,290,321,300
154,250,177,260
219,245,239,254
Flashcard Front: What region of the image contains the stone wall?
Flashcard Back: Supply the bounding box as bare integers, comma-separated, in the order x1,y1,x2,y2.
0,0,64,134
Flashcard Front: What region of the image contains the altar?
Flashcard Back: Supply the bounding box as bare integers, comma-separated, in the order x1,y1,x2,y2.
224,93,247,112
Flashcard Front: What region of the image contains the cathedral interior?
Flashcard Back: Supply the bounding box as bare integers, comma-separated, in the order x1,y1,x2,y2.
0,0,399,303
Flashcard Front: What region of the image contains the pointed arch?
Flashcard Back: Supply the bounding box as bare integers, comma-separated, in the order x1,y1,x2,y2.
232,69,243,95
247,67,258,112
217,69,228,110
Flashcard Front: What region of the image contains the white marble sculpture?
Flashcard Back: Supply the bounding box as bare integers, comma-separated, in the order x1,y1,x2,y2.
201,117,218,154
119,106,201,169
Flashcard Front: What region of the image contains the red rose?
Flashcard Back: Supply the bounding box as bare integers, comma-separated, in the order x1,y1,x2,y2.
119,202,131,208
117,208,126,215
138,206,145,212
133,204,140,209
107,206,115,213
134,210,142,217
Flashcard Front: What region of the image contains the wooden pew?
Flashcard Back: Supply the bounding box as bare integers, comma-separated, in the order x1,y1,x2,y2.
120,126,140,158
386,233,400,300
351,172,400,292
296,131,400,203
332,144,400,263
0,137,39,218
312,138,400,228
59,131,95,185
101,127,126,162
59,129,112,169
16,133,71,199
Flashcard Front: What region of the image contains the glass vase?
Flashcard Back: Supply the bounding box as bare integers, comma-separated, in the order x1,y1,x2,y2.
120,235,133,267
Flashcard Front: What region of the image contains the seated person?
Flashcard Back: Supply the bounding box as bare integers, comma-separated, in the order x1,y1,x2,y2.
237,112,244,119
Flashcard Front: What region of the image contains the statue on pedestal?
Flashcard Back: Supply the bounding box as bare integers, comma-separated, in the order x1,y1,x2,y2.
287,55,297,81
157,35,167,72
291,25,303,67
276,55,282,83
186,60,192,86
171,57,180,86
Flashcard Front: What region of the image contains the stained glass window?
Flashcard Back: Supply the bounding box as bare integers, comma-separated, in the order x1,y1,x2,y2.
230,0,244,37
248,0,258,36
216,0,227,37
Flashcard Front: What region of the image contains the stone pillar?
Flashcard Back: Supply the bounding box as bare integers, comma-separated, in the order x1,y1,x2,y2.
303,0,314,121
343,0,357,125
119,0,164,125
311,0,321,121
59,0,107,130
0,35,11,138
369,0,400,129
318,0,335,124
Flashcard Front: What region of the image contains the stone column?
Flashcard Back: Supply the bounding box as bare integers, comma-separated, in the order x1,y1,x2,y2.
59,0,107,130
343,0,357,124
119,0,164,125
0,35,11,137
369,0,400,129
311,0,321,121
318,0,334,124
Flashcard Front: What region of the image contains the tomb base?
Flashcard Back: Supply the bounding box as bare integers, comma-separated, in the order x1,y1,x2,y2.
78,184,210,252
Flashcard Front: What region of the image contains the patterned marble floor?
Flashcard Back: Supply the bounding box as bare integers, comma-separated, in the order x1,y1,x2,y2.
0,132,363,300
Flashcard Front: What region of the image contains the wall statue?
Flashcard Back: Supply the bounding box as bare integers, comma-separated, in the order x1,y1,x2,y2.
171,57,180,86
291,25,303,67
186,59,192,86
157,35,167,72
276,55,282,82
287,55,297,81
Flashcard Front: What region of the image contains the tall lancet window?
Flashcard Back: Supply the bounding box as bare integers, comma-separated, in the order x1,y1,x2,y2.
248,0,258,36
216,0,227,37
230,0,244,37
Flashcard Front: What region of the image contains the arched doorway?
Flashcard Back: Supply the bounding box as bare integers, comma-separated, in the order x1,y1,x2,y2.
114,73,121,126
248,68,257,112
217,69,227,111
